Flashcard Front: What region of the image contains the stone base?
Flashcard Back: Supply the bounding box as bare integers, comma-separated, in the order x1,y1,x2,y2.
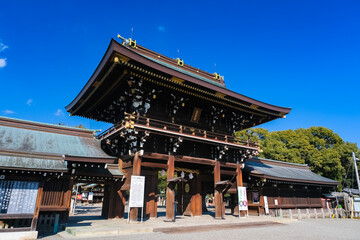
0,231,38,240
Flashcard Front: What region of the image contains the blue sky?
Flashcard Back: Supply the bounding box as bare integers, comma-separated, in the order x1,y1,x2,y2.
0,1,359,145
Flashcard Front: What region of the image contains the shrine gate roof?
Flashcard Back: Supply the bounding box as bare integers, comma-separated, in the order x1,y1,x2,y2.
66,38,291,118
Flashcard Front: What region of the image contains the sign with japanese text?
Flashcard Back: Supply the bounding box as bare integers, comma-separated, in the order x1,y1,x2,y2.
129,176,145,208
0,180,39,214
237,186,248,211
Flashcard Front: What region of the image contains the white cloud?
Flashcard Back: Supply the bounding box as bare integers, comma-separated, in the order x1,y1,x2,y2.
0,42,8,52
0,58,6,68
54,109,64,116
26,99,33,106
157,26,166,32
3,110,14,114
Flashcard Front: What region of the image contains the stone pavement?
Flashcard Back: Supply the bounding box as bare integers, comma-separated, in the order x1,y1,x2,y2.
58,214,293,238
39,204,295,239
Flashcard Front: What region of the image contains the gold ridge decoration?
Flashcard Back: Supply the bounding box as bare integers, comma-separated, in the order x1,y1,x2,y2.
215,92,226,98
176,58,184,67
214,73,221,80
128,38,137,48
250,104,259,109
174,167,200,174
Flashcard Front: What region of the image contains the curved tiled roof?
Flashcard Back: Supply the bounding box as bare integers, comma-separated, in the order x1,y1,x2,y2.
0,116,115,171
245,158,338,185
0,117,112,159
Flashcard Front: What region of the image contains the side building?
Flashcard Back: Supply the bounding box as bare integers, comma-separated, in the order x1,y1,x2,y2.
242,158,338,215
0,116,122,234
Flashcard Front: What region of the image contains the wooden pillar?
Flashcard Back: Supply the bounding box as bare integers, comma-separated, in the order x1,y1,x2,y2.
146,174,158,218
112,183,125,219
117,158,126,219
101,183,110,218
236,163,243,187
129,151,142,222
107,183,116,218
165,155,175,221
235,163,243,216
214,160,223,219
259,187,265,216
63,179,74,221
192,175,202,216
31,181,44,231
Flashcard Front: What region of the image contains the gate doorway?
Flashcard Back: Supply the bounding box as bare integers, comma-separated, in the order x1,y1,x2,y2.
70,183,104,221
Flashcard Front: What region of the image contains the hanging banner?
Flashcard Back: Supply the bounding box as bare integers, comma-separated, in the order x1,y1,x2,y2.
237,186,248,211
129,176,145,208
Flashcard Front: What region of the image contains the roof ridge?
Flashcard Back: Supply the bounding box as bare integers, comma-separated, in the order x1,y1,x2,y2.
0,116,96,137
251,157,309,167
124,40,226,87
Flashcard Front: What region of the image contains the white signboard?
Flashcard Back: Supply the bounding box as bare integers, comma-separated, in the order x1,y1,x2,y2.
237,187,248,211
354,197,360,212
88,192,93,201
129,176,145,208
0,180,39,214
263,196,269,214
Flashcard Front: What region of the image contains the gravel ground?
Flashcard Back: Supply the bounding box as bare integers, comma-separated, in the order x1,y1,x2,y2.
41,218,360,240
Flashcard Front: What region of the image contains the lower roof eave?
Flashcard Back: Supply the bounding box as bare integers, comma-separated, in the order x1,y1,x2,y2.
65,155,117,164
0,166,68,173
250,173,339,186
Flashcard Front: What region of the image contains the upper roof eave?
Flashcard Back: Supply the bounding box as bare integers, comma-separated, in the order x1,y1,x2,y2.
66,38,292,115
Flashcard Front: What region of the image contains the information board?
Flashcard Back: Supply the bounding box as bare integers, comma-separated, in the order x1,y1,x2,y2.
353,197,360,212
237,187,248,211
0,180,39,214
88,192,94,201
129,176,145,208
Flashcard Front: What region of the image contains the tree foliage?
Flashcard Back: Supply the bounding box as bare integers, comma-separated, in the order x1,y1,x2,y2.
236,127,360,187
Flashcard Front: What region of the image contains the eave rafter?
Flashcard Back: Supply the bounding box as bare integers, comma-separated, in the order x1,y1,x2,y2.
117,56,284,118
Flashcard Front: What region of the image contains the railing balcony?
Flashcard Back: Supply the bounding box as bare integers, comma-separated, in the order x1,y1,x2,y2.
98,113,259,149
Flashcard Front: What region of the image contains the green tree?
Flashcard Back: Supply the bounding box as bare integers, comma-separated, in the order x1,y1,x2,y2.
236,126,359,186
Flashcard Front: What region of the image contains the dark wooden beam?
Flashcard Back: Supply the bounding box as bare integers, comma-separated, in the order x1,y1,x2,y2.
143,152,169,161
65,156,116,163
214,160,223,219
221,169,236,175
141,162,168,169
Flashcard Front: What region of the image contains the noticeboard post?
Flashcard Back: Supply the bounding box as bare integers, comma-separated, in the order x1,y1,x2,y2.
237,186,248,217
128,176,145,223
0,180,39,215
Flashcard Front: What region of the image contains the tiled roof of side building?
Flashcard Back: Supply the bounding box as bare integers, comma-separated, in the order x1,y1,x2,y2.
245,157,339,185
0,116,113,159
0,115,96,133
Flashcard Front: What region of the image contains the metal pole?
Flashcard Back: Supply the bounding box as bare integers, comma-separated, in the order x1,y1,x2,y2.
141,207,143,223
127,206,131,223
352,152,360,194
